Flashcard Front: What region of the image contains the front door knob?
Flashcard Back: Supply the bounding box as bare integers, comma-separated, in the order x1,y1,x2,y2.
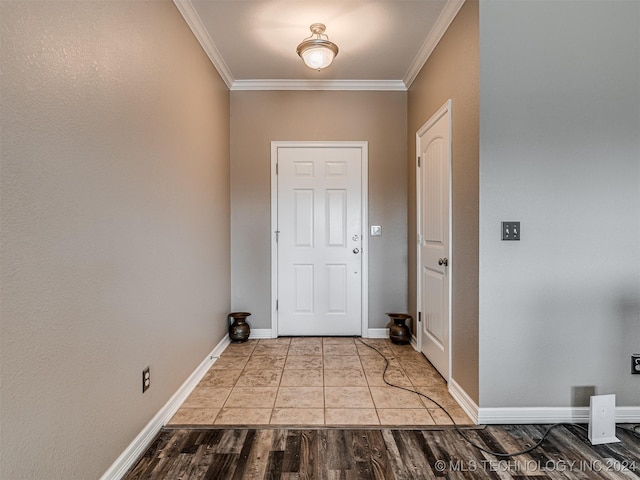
438,257,448,266
353,248,360,254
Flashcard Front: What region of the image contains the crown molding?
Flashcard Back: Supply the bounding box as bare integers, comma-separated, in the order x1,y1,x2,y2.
173,0,234,89
175,0,464,92
231,79,407,91
403,0,466,89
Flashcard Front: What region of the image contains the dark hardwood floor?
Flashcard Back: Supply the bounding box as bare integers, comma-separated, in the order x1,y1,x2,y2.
124,424,640,479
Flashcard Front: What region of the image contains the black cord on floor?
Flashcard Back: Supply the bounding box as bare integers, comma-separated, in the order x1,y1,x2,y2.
357,339,637,458
617,424,640,440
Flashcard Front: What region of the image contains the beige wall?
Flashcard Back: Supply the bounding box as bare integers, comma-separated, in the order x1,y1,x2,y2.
231,91,407,331
0,1,230,478
408,1,479,402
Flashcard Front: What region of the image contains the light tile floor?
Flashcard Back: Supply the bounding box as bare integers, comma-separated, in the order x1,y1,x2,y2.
168,337,473,427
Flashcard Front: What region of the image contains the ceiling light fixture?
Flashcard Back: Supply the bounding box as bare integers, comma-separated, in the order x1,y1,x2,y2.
296,23,339,71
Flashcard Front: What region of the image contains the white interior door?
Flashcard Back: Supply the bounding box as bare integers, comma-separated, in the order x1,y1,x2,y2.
275,144,365,336
417,101,451,380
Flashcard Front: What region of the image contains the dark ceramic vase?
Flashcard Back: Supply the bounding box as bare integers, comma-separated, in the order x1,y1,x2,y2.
228,312,251,343
387,313,412,345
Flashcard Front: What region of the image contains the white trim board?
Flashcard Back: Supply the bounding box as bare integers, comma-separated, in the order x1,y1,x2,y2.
366,330,417,344
366,328,390,339
403,0,466,88
411,334,418,352
231,79,406,92
249,328,274,339
172,0,234,88
477,407,640,425
99,334,230,480
448,378,479,424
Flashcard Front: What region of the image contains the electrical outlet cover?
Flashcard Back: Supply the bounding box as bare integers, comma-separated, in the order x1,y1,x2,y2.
588,394,620,445
142,367,150,393
632,354,640,374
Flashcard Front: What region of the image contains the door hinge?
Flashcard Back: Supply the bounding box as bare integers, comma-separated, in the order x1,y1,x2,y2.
276,162,278,175
418,312,422,322
418,156,421,167
276,299,278,311
275,230,280,242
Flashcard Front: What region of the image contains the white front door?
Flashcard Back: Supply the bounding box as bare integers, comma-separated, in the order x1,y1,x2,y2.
417,101,451,380
274,143,366,336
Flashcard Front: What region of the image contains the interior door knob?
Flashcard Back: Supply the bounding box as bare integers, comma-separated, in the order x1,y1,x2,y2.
353,248,360,254
438,257,448,266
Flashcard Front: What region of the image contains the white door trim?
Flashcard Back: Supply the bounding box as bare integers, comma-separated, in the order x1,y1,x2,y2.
415,100,452,380
271,141,369,338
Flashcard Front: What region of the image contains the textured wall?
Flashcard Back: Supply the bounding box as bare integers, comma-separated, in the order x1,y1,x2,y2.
0,1,230,478
407,0,479,402
479,0,640,407
230,91,407,331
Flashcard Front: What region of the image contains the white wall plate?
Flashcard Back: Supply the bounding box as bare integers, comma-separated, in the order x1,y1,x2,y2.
588,394,620,445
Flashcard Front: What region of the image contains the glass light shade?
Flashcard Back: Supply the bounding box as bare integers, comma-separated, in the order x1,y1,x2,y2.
296,24,339,71
299,44,336,70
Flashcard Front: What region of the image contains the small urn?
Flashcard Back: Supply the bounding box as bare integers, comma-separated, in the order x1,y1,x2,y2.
228,312,251,343
386,313,412,345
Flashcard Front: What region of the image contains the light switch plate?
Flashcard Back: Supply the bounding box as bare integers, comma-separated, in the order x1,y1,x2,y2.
370,225,382,236
501,221,520,240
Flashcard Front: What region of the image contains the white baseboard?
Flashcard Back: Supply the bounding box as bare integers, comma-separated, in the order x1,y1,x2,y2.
448,378,479,424
262,328,388,339
366,328,389,339
614,407,640,423
99,334,230,480
410,334,418,351
249,328,274,339
477,406,640,424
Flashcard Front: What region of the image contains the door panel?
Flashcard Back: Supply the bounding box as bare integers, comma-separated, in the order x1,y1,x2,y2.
277,146,362,336
423,266,445,349
326,264,347,313
418,101,451,380
293,264,314,313
294,190,314,246
326,189,347,246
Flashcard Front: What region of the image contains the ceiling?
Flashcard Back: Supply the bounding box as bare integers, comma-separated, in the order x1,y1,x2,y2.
173,0,465,91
